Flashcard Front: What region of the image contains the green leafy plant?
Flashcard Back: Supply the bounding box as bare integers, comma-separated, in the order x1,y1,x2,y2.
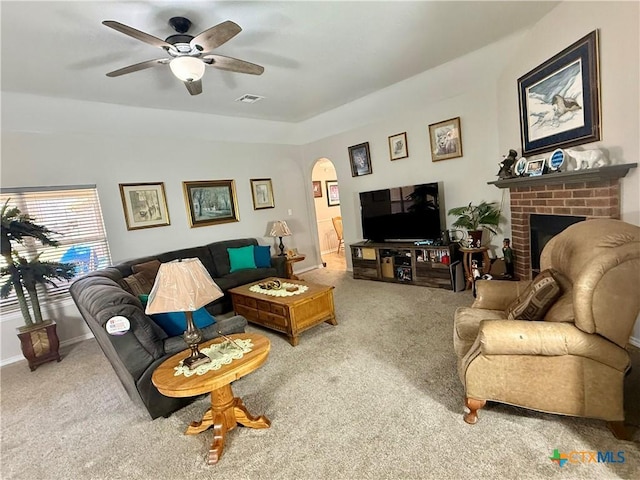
1,200,76,328
447,201,503,234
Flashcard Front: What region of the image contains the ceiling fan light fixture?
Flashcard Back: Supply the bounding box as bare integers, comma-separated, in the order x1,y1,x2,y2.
170,56,205,82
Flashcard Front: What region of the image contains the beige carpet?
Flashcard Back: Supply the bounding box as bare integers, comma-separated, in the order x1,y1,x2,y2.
1,268,639,479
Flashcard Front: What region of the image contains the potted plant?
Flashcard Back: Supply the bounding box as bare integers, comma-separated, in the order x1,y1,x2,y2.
1,200,76,370
447,201,503,247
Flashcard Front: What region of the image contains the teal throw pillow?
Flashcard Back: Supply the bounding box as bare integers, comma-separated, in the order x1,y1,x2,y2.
254,245,272,268
149,308,216,337
228,245,257,273
138,294,149,306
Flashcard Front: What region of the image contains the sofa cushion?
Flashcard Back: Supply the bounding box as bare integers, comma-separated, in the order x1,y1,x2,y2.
149,308,216,336
157,246,218,278
120,272,153,296
132,259,161,284
254,245,272,268
506,269,562,321
228,246,257,273
220,267,280,289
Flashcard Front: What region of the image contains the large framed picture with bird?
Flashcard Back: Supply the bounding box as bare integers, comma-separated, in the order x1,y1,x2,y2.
517,30,600,157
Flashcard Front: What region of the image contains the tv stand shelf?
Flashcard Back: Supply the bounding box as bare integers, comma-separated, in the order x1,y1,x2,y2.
350,241,459,289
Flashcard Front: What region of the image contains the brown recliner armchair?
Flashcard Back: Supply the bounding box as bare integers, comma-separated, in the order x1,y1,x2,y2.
453,218,640,438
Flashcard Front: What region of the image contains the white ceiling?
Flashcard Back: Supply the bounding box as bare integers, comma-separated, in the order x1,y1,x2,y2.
1,1,559,123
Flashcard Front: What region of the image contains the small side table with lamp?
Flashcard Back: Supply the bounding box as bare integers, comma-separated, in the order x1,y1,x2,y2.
269,220,292,257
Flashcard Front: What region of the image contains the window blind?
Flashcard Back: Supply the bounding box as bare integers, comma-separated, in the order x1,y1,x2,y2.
0,186,112,310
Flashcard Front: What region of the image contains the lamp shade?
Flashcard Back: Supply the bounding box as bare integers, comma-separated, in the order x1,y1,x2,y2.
145,258,223,315
169,56,206,82
269,220,292,237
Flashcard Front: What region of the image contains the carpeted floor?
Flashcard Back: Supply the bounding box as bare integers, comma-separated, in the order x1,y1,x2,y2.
1,268,639,479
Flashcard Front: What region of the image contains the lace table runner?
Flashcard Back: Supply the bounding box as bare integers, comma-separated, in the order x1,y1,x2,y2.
174,338,253,377
249,282,309,297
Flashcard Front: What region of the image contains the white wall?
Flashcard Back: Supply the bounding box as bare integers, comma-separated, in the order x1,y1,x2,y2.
299,1,640,344
1,119,311,363
2,1,639,361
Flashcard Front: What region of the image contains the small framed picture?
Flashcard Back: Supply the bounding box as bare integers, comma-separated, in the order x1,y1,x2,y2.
119,182,170,231
348,142,373,177
428,117,463,162
183,180,239,228
326,180,340,207
388,132,408,160
525,158,545,176
312,180,322,198
250,178,275,210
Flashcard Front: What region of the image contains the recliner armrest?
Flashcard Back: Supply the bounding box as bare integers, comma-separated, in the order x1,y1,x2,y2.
478,320,630,371
472,280,531,310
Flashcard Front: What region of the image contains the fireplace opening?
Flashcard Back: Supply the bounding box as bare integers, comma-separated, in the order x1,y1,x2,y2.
530,214,585,276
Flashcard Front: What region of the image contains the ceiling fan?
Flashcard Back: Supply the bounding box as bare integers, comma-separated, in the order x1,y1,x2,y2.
102,16,264,95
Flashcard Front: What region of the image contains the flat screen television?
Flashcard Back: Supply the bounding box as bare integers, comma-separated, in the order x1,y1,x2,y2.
359,182,443,242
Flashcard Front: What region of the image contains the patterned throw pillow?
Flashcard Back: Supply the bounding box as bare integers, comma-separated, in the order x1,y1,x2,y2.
506,269,562,321
120,272,153,296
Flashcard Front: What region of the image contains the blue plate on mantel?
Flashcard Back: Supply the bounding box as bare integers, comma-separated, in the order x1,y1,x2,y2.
549,149,566,171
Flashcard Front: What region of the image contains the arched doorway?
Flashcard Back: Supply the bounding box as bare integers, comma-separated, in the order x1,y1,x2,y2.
311,158,346,271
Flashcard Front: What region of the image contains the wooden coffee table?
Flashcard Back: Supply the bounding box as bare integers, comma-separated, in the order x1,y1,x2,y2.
151,333,271,465
229,277,337,346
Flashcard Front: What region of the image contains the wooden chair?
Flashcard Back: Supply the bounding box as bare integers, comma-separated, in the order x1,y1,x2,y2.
332,216,344,253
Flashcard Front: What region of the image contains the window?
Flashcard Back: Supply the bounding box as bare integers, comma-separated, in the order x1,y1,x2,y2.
0,185,112,309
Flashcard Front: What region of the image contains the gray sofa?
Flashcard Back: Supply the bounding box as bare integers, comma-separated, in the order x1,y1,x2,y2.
70,238,286,419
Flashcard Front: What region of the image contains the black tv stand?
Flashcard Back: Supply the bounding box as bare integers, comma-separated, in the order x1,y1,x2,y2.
350,240,460,289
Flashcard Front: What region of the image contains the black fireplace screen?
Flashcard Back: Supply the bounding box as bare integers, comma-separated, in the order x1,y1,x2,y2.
530,214,585,274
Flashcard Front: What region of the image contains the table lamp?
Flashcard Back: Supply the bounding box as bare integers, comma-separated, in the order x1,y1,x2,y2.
269,220,292,256
145,258,224,369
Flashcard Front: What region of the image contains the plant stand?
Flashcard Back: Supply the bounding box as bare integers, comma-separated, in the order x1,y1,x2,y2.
16,320,61,371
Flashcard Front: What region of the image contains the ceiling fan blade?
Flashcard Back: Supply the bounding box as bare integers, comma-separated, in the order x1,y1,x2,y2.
190,20,242,53
184,79,203,95
106,58,169,77
103,21,172,50
202,54,264,75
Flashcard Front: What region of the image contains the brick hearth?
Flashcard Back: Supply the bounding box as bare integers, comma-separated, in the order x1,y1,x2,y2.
509,179,620,280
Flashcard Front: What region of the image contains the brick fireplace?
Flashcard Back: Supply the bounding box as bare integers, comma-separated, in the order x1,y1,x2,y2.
490,164,635,280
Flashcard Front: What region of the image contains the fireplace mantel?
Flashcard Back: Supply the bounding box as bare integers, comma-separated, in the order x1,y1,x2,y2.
488,163,637,188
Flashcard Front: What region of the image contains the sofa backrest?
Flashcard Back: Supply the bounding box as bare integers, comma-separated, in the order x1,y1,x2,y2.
112,245,217,278
540,219,640,347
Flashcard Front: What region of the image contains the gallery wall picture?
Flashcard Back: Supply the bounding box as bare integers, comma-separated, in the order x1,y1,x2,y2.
348,142,373,177
326,180,340,206
428,117,463,162
182,180,239,227
250,178,275,210
313,180,322,198
119,182,170,230
518,30,600,156
388,132,408,160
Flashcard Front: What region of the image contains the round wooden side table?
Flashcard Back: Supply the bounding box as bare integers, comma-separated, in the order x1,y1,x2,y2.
152,333,271,465
459,247,490,290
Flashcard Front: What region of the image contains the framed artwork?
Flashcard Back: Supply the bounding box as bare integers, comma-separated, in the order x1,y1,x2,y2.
518,30,600,156
348,142,373,177
388,132,408,160
250,178,275,210
313,180,323,198
182,180,239,228
428,117,463,161
118,182,170,231
525,158,545,176
326,180,340,206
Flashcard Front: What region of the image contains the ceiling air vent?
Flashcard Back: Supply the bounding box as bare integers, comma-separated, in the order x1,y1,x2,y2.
235,94,265,104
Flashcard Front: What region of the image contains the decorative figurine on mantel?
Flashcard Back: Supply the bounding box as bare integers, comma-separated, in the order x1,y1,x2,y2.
496,149,518,179
502,238,515,279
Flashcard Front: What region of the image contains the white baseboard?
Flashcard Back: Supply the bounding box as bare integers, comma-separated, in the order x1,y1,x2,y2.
0,331,94,367
630,336,640,348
